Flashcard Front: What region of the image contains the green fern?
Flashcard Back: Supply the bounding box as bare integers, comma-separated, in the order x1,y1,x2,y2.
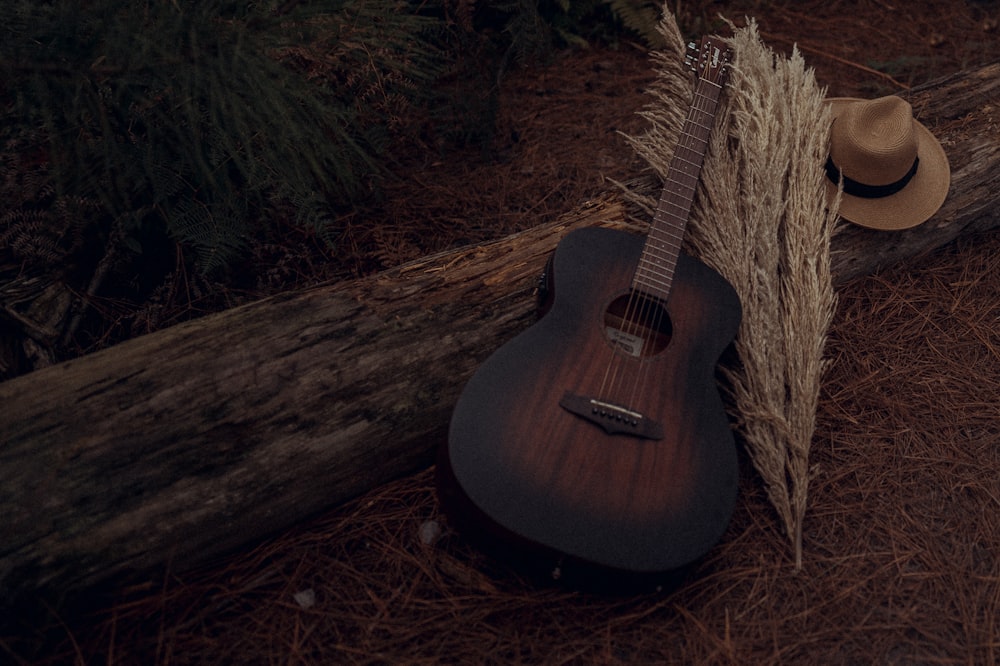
0,128,96,271
603,0,668,49
0,0,461,367
1,0,443,275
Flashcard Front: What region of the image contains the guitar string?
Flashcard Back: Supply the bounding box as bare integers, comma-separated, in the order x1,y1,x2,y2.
599,78,722,420
625,83,719,413
599,75,718,403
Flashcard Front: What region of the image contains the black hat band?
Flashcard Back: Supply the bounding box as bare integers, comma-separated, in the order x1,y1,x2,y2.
825,156,919,199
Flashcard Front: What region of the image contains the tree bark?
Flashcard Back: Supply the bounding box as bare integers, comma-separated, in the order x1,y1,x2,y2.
0,199,642,607
1,62,998,607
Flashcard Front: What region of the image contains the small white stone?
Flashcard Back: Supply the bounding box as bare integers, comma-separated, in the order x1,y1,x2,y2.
293,588,316,609
418,520,442,545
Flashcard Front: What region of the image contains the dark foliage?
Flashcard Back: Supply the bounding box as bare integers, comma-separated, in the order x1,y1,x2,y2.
0,0,451,371
0,0,645,377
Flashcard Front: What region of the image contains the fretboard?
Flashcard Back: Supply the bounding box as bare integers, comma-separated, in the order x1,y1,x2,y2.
632,77,725,301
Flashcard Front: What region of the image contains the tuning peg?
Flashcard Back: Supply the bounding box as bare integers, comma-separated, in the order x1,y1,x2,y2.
684,41,698,72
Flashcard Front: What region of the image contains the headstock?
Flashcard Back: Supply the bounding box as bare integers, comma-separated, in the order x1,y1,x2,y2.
684,36,733,87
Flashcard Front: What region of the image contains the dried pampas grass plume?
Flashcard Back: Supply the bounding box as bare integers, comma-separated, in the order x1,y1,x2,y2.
620,12,838,568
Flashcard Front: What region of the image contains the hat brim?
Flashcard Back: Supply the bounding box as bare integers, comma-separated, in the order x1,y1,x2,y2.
824,97,951,231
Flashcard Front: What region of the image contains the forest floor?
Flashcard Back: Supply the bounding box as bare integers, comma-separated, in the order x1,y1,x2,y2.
6,0,1000,664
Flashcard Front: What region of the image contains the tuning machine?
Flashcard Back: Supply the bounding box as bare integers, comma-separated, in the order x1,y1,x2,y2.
684,41,698,73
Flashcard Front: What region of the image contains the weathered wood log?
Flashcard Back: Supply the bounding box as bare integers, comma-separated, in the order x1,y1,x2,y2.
1,62,998,608
0,199,642,608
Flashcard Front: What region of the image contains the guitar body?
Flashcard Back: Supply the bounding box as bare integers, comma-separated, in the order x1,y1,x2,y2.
439,226,741,584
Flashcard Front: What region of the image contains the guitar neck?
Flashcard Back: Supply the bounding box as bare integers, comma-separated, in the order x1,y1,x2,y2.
633,66,727,301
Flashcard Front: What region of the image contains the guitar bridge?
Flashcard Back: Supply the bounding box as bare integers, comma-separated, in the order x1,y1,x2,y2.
559,392,664,440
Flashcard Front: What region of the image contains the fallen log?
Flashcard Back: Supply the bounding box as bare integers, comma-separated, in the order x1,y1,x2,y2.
1,62,998,608
0,199,644,608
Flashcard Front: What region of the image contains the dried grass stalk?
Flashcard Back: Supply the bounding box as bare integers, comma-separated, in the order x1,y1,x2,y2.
621,13,839,567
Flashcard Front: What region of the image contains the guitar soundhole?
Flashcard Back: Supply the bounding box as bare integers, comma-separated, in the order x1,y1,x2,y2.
603,291,672,358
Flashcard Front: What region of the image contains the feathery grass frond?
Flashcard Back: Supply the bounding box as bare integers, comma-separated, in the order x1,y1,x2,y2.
620,11,838,567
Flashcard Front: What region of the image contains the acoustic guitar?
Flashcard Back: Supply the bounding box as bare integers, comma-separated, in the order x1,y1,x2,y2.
438,37,741,588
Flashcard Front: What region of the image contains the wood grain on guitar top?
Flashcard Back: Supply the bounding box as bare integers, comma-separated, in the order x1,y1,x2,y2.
442,225,741,576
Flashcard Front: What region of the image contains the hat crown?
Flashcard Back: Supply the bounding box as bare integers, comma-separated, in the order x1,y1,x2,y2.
829,96,919,187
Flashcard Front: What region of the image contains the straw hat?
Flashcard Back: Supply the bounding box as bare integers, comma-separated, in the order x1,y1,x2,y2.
824,95,950,230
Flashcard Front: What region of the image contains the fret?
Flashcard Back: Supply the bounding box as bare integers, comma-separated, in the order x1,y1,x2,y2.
632,39,730,299
639,243,679,259
643,252,682,268
663,167,701,181
633,268,675,292
637,248,681,273
656,195,696,209
644,229,683,246
661,175,699,188
641,245,678,262
671,148,705,162
647,226,685,244
635,261,677,282
642,249,682,265
685,119,715,133
671,155,701,169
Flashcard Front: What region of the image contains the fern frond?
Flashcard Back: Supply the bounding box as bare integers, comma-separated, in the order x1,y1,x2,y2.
2,0,447,277
168,197,250,274
603,0,667,49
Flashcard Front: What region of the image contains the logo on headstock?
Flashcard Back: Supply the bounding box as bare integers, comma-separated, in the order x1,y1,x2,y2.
685,38,733,85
